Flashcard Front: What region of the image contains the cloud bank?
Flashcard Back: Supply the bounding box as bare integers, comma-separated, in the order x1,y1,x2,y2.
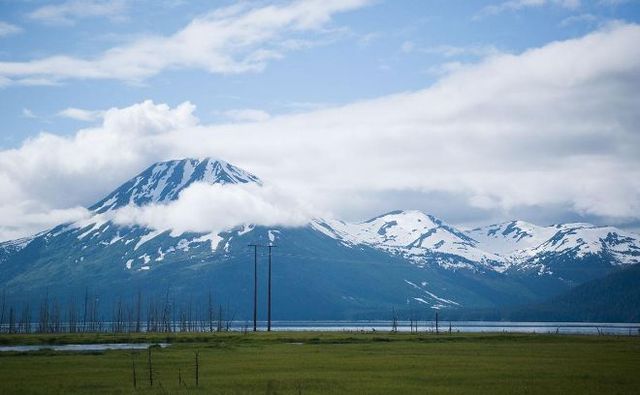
1,23,639,240
110,183,314,237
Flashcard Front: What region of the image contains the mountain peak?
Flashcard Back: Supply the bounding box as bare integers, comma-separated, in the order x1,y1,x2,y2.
364,209,436,224
90,158,261,213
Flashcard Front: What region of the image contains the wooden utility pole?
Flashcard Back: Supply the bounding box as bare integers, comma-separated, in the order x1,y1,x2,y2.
267,245,277,332
147,347,153,387
248,244,259,332
131,353,137,388
195,350,200,387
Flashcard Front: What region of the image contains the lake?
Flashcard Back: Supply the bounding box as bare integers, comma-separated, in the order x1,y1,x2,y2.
0,343,169,352
265,320,640,335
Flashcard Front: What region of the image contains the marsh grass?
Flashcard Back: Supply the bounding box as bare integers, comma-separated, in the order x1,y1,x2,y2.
0,332,638,394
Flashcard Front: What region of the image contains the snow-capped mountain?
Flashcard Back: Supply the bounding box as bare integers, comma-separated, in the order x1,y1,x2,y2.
91,158,261,213
315,213,640,277
314,210,505,271
1,157,639,319
468,221,640,276
524,223,640,264
466,221,556,256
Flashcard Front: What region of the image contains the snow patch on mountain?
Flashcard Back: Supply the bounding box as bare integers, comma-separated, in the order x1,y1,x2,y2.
468,221,640,271
91,158,261,213
0,236,34,258
527,223,640,264
466,221,556,256
404,280,460,309
191,233,223,252
135,229,163,250
320,210,506,271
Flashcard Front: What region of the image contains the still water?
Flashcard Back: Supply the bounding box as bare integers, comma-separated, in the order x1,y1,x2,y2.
0,343,169,352
267,320,640,335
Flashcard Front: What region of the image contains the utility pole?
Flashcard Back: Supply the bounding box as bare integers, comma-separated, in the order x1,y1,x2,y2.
267,245,277,332
248,244,259,332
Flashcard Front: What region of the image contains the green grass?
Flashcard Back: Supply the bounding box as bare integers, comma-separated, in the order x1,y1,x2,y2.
0,332,638,394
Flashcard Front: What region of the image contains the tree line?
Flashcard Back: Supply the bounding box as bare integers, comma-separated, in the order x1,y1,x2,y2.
0,289,236,334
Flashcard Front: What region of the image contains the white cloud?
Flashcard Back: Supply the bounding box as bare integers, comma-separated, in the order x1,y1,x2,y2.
560,13,599,27
1,0,371,85
1,23,639,240
475,0,581,19
110,183,314,236
0,100,199,239
21,108,37,119
425,61,467,76
58,107,105,122
222,108,271,123
27,0,128,25
0,21,22,38
400,41,416,53
0,202,89,241
403,43,502,58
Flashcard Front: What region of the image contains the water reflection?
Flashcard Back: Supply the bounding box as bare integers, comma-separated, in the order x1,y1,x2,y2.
0,343,169,352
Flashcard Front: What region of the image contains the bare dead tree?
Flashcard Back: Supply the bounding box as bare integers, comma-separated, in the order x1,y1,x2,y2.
20,304,31,334
135,291,142,333
409,310,416,334
208,291,214,333
38,293,49,333
67,298,78,333
50,298,61,333
112,298,125,333
147,298,154,333
172,297,178,333
8,306,15,334
161,290,172,333
0,289,5,333
391,307,398,333
179,304,187,333
82,287,89,332
89,294,100,333
225,303,235,332
188,296,193,332
127,304,134,333
217,304,223,332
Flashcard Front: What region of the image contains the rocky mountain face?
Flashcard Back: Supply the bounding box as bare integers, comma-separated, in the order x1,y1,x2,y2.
0,158,638,319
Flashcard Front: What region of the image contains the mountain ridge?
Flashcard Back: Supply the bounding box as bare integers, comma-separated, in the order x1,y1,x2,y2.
0,157,638,319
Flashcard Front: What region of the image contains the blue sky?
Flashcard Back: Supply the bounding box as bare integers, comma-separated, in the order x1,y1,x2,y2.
2,0,638,147
0,0,639,240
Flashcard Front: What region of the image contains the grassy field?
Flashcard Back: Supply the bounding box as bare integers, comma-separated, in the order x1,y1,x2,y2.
0,332,639,394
